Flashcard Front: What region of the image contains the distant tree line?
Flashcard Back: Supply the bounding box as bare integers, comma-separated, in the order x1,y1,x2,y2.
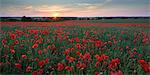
21,16,32,21
0,16,150,22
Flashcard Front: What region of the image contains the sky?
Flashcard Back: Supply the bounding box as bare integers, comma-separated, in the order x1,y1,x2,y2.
0,0,149,17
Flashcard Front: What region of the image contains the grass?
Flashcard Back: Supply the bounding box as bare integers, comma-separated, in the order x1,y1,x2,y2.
89,19,150,23
0,24,150,75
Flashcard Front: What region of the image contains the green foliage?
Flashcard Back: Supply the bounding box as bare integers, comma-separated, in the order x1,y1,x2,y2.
0,25,150,74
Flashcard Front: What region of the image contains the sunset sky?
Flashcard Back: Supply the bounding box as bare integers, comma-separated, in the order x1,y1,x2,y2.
0,0,149,17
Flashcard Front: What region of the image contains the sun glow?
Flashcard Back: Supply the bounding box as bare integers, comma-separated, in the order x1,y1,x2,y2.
52,12,59,18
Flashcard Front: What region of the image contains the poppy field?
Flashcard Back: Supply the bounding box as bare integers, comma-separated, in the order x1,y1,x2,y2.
0,21,150,75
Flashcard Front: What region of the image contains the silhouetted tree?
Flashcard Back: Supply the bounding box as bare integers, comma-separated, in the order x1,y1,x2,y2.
21,16,32,21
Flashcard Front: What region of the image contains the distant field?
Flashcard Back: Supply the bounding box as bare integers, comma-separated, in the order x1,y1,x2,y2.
89,19,150,23
0,20,150,27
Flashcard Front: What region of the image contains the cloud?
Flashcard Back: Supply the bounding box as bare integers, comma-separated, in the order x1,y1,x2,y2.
24,6,33,10
35,5,71,12
98,0,112,6
74,0,112,12
77,3,93,6
77,0,112,7
21,4,102,17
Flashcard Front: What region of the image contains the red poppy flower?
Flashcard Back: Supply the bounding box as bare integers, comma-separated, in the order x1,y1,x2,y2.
138,60,147,66
69,39,74,43
142,67,150,74
70,48,74,52
101,54,109,60
45,58,49,64
66,55,70,61
94,72,100,75
80,63,86,70
138,59,150,73
138,54,142,57
32,44,38,48
15,63,22,69
126,46,129,49
83,52,90,60
95,54,103,62
76,62,81,69
10,34,16,40
76,43,81,49
22,54,27,59
2,39,7,44
69,57,76,63
65,66,73,72
74,37,80,43
63,49,70,55
38,50,42,55
32,71,37,75
14,40,19,45
34,34,39,38
57,63,64,71
108,58,120,70
34,58,39,62
108,41,112,45
11,49,15,54
95,61,99,68
76,51,81,56
95,40,103,48
38,69,44,74
38,60,45,67
95,54,99,59
113,40,117,44
142,38,149,43
82,39,88,44
110,70,123,75
111,58,120,65
26,66,32,72
47,45,51,49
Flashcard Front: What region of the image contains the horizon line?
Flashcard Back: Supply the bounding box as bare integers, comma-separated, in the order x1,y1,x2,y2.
1,16,150,17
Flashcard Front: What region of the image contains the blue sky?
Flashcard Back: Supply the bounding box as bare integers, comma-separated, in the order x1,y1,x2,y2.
0,0,149,17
